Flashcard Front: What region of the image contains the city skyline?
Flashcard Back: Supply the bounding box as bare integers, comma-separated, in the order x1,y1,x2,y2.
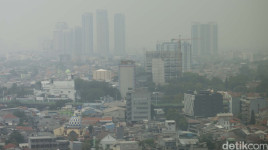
0,0,267,52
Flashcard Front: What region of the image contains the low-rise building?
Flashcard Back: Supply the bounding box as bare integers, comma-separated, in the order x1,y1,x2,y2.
28,136,58,150
126,88,151,123
93,69,113,82
100,134,117,150
35,80,76,101
113,141,139,150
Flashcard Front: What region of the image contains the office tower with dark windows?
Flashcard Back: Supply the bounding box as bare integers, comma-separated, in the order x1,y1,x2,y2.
114,13,126,56
184,90,223,117
191,22,218,56
96,9,109,56
82,12,93,56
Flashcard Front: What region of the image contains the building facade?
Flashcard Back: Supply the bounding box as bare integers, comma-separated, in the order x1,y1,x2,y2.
184,90,223,117
152,58,165,85
146,49,182,84
37,80,76,101
53,22,68,55
82,12,93,56
181,41,192,72
114,13,126,56
28,136,58,150
240,97,267,124
96,9,109,56
191,22,218,56
126,88,151,123
93,69,112,82
119,60,135,98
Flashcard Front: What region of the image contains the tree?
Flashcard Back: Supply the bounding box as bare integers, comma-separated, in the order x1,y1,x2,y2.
249,110,256,125
13,111,28,125
165,108,188,130
6,130,25,145
75,79,121,102
139,139,155,150
49,100,69,110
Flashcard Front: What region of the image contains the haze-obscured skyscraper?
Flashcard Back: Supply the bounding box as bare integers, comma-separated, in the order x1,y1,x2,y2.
73,26,82,60
191,22,218,56
63,29,74,55
96,9,109,56
53,22,68,54
82,13,93,56
181,41,192,72
114,13,126,56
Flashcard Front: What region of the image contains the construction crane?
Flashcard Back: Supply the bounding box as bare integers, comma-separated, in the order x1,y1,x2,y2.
171,35,201,43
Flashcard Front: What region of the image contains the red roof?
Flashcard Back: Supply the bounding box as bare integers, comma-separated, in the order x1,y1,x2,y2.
16,126,33,131
2,114,18,119
4,143,16,149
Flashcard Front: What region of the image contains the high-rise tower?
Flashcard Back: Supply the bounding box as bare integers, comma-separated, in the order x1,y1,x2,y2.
82,13,93,56
96,9,109,56
191,22,218,56
114,13,126,56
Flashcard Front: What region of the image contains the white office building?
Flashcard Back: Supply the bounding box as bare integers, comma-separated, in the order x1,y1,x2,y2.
93,69,112,82
36,80,76,101
119,60,135,98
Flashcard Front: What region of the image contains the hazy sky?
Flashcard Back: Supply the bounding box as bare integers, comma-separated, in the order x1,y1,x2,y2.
0,0,267,52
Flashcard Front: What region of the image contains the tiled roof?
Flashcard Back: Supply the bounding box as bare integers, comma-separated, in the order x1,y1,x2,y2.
3,114,18,119
4,143,16,149
16,126,33,131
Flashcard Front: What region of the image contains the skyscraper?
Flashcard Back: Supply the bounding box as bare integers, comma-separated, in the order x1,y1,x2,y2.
119,60,135,98
146,40,182,85
181,41,192,72
53,22,68,54
82,13,93,56
73,26,82,60
96,9,109,56
191,22,218,56
114,13,126,56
